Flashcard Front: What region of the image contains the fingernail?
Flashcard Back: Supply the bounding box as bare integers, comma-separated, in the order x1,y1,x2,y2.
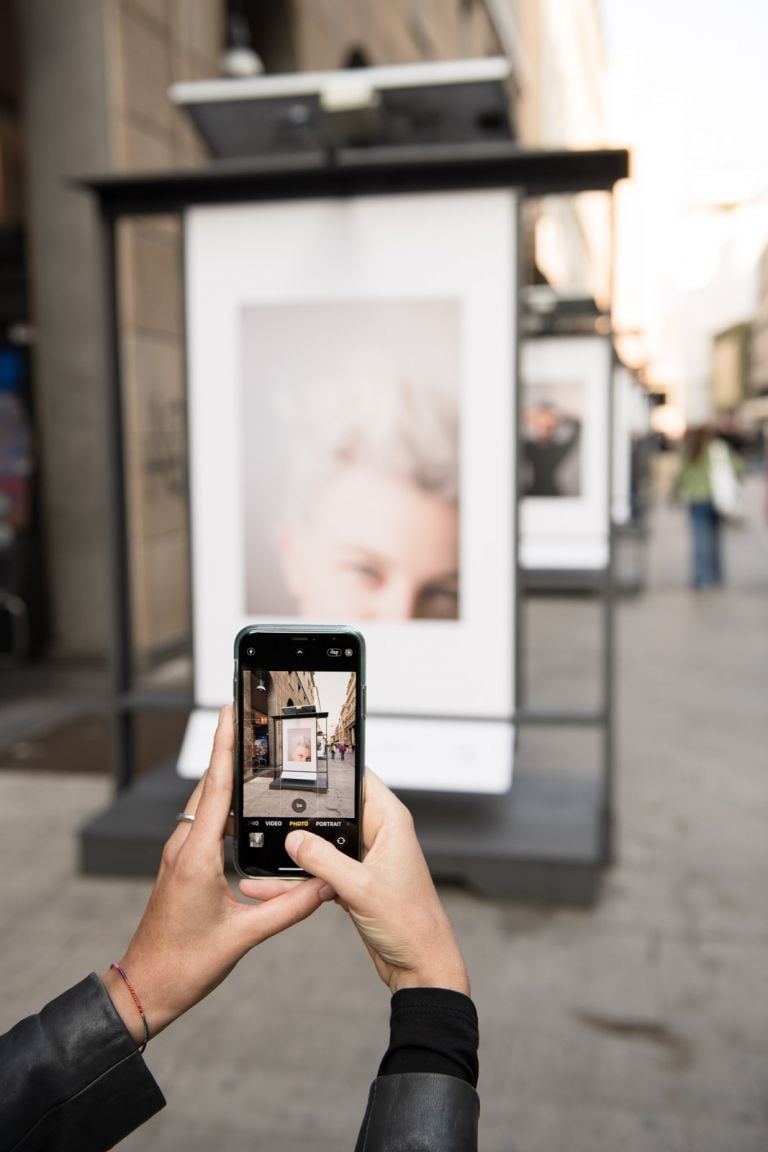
319,883,335,902
285,831,304,856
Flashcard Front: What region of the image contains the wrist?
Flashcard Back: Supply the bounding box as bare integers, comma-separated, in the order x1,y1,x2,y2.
390,960,470,997
101,966,148,1048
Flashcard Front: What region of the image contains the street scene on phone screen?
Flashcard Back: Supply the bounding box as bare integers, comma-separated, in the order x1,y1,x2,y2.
242,669,357,819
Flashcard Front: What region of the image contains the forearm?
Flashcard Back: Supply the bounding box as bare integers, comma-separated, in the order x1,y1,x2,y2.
0,975,165,1152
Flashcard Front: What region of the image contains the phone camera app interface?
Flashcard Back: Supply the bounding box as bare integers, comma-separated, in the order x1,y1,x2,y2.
242,668,358,824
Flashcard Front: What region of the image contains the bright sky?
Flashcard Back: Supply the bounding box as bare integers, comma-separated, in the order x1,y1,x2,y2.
598,0,768,415
313,670,353,731
601,0,768,181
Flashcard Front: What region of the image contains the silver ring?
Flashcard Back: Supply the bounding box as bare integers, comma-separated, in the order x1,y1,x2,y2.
176,812,196,824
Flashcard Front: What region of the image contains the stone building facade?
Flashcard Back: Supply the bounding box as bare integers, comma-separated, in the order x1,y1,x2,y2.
750,244,768,395
333,672,358,752
243,667,319,781
16,0,223,664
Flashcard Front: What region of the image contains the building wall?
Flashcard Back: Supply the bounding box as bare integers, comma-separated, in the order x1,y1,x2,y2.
334,673,357,751
19,0,114,658
712,323,750,411
19,0,224,662
243,668,318,780
287,0,502,73
750,244,768,394
0,1,23,228
519,0,610,305
109,0,224,670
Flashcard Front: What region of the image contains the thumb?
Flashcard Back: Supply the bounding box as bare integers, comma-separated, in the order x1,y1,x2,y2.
284,830,361,900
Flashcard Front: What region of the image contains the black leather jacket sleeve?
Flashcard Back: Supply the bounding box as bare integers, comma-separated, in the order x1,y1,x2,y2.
0,976,478,1152
0,973,165,1152
354,1073,479,1152
354,989,480,1151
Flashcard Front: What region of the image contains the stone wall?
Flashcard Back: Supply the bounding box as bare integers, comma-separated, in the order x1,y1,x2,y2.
288,0,502,74
110,0,224,670
20,0,224,663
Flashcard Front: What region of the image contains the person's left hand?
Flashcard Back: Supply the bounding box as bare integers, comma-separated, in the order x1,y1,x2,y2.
102,705,333,1045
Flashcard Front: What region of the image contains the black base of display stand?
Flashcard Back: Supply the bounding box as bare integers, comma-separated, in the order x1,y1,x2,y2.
523,563,643,599
80,761,603,905
614,521,647,597
269,776,328,792
523,567,609,594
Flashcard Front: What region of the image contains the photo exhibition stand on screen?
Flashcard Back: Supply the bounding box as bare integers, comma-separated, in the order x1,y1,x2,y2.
178,189,519,793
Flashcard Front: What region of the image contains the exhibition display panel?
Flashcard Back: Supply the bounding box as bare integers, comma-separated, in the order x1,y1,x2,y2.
77,142,629,899
181,190,517,794
520,334,612,571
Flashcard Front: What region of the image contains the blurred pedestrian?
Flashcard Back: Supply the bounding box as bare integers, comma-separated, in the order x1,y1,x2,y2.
672,424,743,589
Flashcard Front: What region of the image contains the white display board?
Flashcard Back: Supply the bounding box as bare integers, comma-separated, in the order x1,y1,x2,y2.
520,335,611,570
182,190,518,792
179,708,515,794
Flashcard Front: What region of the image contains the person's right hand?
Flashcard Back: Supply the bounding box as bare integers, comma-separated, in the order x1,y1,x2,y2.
240,771,469,996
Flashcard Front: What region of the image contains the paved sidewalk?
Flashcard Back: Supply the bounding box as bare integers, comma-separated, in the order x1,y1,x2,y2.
0,468,766,1151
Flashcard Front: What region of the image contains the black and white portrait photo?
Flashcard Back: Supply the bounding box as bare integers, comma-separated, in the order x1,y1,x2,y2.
241,299,461,622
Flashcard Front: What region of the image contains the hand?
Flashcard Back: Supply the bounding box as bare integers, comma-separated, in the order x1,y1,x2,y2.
103,706,333,1045
241,771,469,996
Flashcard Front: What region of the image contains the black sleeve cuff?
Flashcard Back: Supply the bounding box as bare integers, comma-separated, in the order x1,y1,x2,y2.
377,988,479,1087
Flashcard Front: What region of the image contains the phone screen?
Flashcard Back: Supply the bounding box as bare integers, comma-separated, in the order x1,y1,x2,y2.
234,627,365,878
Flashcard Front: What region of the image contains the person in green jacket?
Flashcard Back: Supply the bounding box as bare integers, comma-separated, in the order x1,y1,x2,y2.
672,424,740,589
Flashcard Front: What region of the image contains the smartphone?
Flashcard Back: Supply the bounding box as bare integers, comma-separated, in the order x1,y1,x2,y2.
233,625,365,879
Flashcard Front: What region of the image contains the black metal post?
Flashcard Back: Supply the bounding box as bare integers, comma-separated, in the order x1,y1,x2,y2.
513,192,525,721
600,192,619,865
99,206,135,792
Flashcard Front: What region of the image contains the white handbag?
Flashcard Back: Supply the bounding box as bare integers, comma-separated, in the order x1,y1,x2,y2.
709,439,744,521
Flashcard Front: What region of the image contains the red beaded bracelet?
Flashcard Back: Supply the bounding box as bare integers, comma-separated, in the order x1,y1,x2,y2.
110,962,149,1053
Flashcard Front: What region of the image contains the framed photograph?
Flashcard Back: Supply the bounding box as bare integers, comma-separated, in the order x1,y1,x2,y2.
284,721,316,771
185,190,517,728
523,376,584,499
240,299,461,621
520,335,612,570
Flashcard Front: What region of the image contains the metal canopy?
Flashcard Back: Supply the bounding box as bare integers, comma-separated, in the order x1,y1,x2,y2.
80,145,630,217
78,138,629,897
170,58,515,157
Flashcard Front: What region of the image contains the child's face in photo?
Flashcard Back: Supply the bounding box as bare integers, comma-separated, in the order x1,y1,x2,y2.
288,733,312,762
280,464,459,620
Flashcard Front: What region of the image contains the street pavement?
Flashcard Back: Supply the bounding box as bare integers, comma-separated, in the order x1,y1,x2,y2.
244,751,357,819
0,463,766,1151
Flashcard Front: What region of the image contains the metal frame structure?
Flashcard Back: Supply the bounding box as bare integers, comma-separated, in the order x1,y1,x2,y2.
79,143,629,899
270,710,330,792
517,332,617,865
